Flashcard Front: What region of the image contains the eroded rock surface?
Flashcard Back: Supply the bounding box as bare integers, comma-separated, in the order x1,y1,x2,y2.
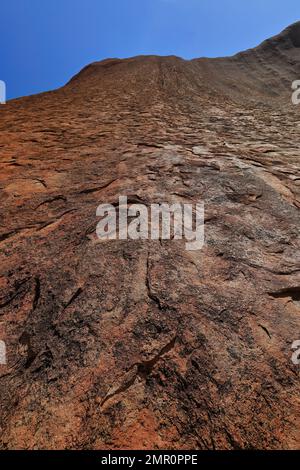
0,22,300,449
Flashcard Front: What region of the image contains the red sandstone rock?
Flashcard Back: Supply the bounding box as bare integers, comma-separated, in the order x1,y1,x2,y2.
0,22,300,450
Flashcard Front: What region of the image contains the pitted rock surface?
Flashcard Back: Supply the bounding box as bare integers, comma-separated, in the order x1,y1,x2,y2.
0,22,300,449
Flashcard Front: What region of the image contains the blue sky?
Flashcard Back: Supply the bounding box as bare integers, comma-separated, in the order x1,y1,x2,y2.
1,0,299,99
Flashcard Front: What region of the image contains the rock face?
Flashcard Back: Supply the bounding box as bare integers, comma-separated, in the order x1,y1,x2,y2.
0,23,300,450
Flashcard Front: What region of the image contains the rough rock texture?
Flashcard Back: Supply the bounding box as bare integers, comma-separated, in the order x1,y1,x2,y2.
0,22,300,450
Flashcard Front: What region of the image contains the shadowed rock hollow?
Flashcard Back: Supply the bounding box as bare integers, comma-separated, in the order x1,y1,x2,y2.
0,22,300,450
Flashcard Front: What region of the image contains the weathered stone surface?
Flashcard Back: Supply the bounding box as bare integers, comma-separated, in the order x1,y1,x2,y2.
0,22,299,450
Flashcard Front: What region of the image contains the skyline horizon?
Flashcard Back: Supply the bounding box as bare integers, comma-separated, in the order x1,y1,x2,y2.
5,19,300,103
1,0,299,100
